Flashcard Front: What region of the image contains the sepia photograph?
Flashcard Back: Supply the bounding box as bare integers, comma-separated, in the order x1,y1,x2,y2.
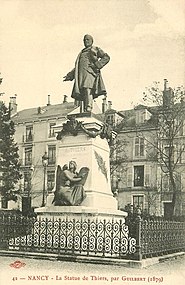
0,0,185,284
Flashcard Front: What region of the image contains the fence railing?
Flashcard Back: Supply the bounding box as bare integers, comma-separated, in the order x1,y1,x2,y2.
126,214,185,260
0,211,185,261
0,213,136,259
140,219,185,258
0,212,35,248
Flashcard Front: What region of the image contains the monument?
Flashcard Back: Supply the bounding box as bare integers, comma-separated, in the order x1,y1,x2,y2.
63,34,110,112
35,35,129,258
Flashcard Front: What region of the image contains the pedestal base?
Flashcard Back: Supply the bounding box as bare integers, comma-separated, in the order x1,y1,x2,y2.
35,205,127,221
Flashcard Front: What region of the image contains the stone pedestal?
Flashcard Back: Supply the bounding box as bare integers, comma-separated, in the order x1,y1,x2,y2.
56,113,117,210
36,112,126,217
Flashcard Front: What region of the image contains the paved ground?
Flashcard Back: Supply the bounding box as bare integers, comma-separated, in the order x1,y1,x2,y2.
0,254,185,285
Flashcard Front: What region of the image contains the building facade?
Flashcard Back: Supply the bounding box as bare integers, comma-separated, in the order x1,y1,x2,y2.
11,96,77,208
4,89,185,216
105,96,185,217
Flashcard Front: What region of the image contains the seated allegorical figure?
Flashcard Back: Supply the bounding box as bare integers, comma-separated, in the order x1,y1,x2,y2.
52,160,89,206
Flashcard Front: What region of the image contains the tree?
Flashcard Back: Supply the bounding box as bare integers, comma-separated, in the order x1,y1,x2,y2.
108,120,128,196
139,80,185,217
0,101,22,207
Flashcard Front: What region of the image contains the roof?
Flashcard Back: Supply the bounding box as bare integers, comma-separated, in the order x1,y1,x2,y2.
134,104,148,110
116,106,158,131
12,102,77,124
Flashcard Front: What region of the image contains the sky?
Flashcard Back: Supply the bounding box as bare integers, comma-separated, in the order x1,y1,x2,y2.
0,0,185,112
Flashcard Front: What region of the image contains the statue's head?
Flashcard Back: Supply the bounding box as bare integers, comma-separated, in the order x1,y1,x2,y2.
83,34,93,48
69,160,77,172
62,164,68,171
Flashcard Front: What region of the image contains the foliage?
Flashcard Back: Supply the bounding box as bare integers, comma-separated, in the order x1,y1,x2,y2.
109,137,128,176
0,101,22,204
123,203,185,221
107,118,128,193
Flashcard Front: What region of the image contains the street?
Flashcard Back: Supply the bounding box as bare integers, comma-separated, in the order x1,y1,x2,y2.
0,254,185,285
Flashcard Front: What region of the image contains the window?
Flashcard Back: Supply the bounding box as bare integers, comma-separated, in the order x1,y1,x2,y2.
135,109,152,124
134,137,144,157
25,125,33,142
49,123,56,138
162,174,170,192
133,195,144,211
25,147,32,166
134,165,144,187
163,173,181,192
47,171,55,192
48,145,56,165
163,145,175,163
106,115,114,125
24,172,31,191
136,110,145,124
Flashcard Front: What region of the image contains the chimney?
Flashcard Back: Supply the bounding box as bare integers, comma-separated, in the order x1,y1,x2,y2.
37,107,41,114
9,95,17,117
108,101,112,110
163,79,174,108
47,95,51,106
63,95,68,103
164,79,168,91
102,96,107,113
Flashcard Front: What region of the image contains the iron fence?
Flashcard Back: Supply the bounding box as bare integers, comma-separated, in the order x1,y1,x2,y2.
0,211,35,248
140,219,185,258
0,213,136,259
125,213,185,259
0,211,185,261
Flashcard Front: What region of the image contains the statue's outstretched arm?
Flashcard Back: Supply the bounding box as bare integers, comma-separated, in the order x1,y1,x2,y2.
63,68,75,81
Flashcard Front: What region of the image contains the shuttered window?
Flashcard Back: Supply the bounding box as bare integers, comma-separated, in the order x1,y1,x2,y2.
126,167,132,187
134,137,144,157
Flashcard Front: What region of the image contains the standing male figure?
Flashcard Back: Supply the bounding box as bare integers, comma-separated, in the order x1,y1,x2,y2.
63,34,110,112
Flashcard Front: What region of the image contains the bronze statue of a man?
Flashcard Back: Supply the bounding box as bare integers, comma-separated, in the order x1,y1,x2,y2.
63,34,110,112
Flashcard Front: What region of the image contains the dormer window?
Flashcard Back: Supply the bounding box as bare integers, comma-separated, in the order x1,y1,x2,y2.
136,110,145,124
135,108,152,124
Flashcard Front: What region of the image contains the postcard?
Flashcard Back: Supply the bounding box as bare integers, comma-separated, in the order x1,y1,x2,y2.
0,1,185,285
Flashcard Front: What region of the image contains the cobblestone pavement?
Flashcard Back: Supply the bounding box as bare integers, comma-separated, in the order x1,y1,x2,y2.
0,254,185,285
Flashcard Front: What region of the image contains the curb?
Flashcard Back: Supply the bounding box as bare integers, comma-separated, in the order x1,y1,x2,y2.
0,250,184,268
